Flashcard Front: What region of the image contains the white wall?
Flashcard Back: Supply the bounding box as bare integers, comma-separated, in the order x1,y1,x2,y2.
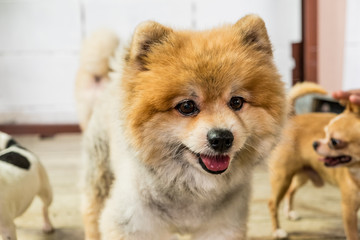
343,0,360,90
0,0,81,124
0,0,301,124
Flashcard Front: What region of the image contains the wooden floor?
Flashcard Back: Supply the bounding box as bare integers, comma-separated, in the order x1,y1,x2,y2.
12,133,351,240
14,134,83,240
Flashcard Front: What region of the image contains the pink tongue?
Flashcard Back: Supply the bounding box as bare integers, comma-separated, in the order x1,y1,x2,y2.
200,155,230,172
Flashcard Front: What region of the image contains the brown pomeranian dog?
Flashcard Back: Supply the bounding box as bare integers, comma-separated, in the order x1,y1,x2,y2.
81,15,287,240
75,29,120,131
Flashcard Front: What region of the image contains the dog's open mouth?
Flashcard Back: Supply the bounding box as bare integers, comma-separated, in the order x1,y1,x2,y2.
180,145,231,174
198,154,230,174
320,155,352,167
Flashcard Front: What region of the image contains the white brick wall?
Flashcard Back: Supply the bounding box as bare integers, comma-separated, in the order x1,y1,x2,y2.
0,0,302,124
84,0,194,39
0,0,81,124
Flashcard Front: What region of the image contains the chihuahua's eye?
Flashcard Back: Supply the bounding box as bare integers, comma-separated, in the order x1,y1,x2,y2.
229,96,245,111
330,138,341,147
329,138,348,149
175,100,199,116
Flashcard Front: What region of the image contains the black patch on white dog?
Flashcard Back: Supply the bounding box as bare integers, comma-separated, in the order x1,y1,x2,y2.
0,152,31,170
6,139,18,148
5,139,27,151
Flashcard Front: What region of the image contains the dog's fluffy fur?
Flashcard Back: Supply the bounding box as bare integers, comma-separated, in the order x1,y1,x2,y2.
268,82,360,240
81,15,287,240
0,132,54,240
75,29,120,131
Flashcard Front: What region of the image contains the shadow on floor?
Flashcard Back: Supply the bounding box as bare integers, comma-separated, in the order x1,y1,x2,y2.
17,227,84,240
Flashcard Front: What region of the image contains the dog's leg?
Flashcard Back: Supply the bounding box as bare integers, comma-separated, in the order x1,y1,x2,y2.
192,217,247,240
81,130,114,240
41,206,54,234
283,173,308,221
99,188,174,240
37,162,55,234
82,193,105,240
341,190,359,240
82,174,113,240
0,220,17,240
268,171,294,239
192,189,249,240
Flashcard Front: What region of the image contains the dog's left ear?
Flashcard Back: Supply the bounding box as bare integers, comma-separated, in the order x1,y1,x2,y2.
234,15,272,55
345,101,360,115
127,21,173,71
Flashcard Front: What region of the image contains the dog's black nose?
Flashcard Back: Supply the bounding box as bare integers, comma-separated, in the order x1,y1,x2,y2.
207,129,234,153
313,141,319,150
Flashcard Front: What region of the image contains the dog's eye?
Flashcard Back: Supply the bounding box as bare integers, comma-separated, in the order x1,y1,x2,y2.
175,100,199,116
229,96,245,111
331,138,340,146
330,138,348,149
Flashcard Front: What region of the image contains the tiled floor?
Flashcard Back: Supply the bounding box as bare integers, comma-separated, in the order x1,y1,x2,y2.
12,133,352,240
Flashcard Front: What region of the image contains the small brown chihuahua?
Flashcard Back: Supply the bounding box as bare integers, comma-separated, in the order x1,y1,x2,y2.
268,82,360,240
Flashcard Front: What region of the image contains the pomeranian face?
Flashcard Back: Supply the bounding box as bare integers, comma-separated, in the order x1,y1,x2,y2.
120,15,286,175
314,110,360,167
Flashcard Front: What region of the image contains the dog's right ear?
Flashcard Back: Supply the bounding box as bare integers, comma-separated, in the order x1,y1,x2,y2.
127,21,173,71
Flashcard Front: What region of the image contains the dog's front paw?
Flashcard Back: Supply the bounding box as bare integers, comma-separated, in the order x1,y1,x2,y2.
272,228,288,239
42,224,55,234
286,210,301,221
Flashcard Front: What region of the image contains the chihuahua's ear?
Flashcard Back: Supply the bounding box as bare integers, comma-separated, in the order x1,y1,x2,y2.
234,15,272,55
345,101,360,115
127,21,173,71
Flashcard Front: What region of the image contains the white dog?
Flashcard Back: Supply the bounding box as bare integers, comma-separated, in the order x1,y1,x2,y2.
0,132,54,240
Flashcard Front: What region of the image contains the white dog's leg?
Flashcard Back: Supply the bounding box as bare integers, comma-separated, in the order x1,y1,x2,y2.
41,206,54,233
37,162,54,233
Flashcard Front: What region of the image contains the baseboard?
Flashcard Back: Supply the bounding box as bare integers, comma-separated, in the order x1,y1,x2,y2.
0,124,81,136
